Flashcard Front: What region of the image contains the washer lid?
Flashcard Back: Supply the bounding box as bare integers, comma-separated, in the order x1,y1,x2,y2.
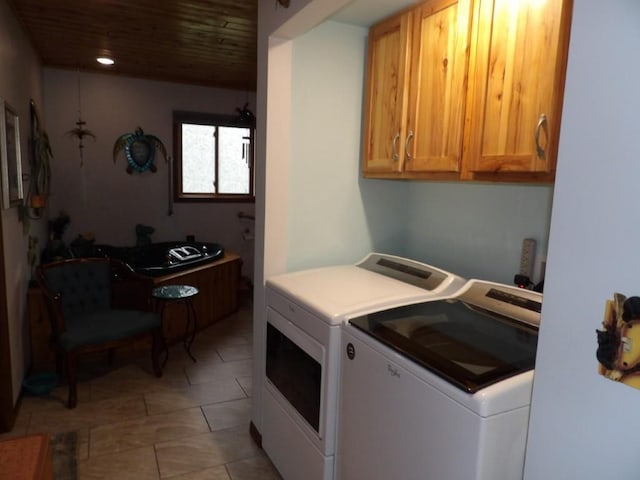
266,254,466,323
348,287,539,393
267,266,433,323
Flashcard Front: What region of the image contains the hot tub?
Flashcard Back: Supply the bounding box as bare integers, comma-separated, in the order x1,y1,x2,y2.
90,241,225,277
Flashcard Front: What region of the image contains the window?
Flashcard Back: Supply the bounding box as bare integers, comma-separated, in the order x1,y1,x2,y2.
173,111,255,202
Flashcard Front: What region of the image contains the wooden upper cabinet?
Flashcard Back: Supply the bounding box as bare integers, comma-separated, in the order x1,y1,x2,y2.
463,0,572,180
362,12,412,174
363,0,572,183
363,0,472,177
405,0,472,174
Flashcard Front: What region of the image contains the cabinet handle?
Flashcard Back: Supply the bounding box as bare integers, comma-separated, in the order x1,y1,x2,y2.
405,131,414,162
535,114,548,159
391,133,400,162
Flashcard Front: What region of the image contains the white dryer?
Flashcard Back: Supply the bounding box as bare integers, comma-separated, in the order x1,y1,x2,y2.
262,253,466,480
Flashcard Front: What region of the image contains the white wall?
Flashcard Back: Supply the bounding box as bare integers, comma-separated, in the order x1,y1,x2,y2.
524,2,640,478
253,0,360,434
0,0,46,403
288,21,409,271
43,69,256,279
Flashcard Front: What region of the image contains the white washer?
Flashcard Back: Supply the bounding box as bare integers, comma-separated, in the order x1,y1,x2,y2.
336,279,542,480
262,253,466,480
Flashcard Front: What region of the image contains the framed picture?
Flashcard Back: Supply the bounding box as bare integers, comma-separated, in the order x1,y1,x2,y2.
0,99,23,209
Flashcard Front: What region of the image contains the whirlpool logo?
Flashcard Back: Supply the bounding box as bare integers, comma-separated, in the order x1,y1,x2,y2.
346,342,355,360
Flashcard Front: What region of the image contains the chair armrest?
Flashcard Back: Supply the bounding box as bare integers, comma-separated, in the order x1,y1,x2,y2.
35,268,67,338
110,259,154,311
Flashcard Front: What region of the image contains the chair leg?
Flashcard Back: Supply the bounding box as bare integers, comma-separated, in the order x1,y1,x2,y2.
107,348,116,366
151,329,163,378
55,353,64,377
65,353,78,409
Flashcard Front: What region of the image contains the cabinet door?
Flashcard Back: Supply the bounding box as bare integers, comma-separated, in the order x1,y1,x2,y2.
465,0,572,177
362,12,412,175
404,0,472,173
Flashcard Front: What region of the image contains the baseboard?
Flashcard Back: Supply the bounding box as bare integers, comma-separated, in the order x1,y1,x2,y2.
249,421,262,448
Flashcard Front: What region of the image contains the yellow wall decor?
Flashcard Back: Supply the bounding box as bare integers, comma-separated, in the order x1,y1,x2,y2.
596,293,640,388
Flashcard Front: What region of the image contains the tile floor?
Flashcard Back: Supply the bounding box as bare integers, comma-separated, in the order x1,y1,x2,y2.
1,302,282,480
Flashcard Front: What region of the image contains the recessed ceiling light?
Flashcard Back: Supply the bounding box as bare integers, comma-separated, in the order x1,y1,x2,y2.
96,57,115,66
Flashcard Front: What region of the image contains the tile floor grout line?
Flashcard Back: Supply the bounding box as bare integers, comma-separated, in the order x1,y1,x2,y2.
234,377,249,398
152,441,163,480
143,388,151,418
200,405,213,432
4,304,282,478
86,425,92,459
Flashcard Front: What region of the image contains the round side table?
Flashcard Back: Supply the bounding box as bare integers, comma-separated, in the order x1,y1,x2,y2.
152,284,199,365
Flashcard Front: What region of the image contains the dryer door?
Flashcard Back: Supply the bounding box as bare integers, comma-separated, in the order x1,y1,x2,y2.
265,307,323,433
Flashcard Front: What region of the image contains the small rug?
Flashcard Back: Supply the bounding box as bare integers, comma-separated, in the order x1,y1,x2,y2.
50,431,77,480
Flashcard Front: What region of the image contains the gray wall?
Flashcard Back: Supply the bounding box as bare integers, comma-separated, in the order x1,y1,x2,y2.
44,69,256,280
524,2,640,478
0,0,46,403
405,182,553,284
286,19,554,283
288,21,410,272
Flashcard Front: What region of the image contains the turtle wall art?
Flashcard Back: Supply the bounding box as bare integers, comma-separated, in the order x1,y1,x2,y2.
113,127,167,174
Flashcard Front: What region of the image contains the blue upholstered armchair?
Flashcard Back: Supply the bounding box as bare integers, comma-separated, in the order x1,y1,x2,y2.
36,258,163,408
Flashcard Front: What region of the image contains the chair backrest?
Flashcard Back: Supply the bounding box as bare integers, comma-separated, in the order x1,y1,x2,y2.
40,259,112,318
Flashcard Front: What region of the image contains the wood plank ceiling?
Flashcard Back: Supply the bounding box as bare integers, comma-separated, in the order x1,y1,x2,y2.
6,0,257,91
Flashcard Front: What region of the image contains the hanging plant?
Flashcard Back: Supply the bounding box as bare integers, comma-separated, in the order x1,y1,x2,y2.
66,119,95,166
20,100,53,227
65,72,95,166
236,103,255,125
33,129,53,201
